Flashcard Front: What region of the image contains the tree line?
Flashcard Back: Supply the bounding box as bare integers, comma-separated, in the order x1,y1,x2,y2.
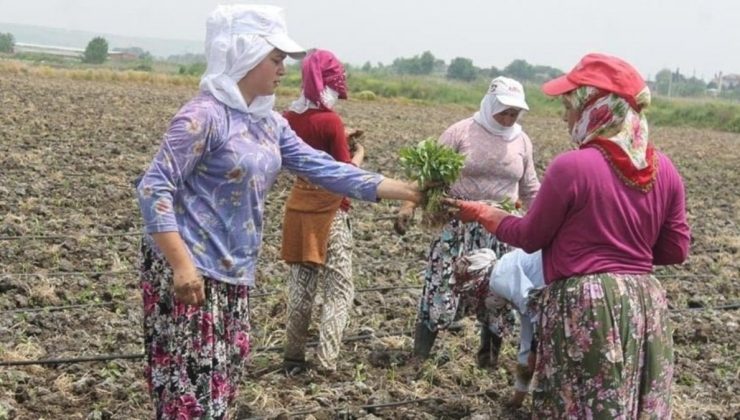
3,32,740,100
0,33,152,67
357,50,564,83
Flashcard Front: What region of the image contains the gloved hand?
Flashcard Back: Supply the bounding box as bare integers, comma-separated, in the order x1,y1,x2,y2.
444,199,509,234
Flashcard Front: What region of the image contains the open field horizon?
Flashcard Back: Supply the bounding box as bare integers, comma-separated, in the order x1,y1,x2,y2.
0,73,737,419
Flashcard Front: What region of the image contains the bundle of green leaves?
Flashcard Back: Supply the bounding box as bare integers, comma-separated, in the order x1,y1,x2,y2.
496,197,518,213
399,137,465,224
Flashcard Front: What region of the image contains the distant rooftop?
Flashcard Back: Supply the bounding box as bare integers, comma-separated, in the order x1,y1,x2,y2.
14,42,84,53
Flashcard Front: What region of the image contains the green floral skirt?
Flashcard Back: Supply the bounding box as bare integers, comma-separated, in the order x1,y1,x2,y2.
532,273,673,419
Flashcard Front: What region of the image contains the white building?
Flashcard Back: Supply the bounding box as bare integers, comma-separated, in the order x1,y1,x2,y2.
14,42,84,58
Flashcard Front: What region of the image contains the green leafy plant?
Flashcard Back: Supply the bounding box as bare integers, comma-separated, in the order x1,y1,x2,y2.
496,197,518,213
399,137,465,225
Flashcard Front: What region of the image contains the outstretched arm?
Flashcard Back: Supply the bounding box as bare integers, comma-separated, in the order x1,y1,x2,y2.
377,178,422,203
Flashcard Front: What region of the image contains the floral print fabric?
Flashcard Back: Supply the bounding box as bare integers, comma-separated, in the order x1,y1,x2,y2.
136,92,382,286
417,218,511,332
532,273,673,419
564,86,652,173
140,242,251,420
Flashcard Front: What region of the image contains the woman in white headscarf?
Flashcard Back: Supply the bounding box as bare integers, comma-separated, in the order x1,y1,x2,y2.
136,5,421,418
394,76,540,366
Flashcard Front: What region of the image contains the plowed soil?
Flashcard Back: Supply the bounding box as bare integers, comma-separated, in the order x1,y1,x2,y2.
0,73,737,419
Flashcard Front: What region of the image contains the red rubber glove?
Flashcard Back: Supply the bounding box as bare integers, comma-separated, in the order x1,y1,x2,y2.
453,200,508,234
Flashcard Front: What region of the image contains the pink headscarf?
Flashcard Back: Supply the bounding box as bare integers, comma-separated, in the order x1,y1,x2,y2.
301,49,348,109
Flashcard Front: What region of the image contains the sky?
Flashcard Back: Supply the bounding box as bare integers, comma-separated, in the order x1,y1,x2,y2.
2,0,739,81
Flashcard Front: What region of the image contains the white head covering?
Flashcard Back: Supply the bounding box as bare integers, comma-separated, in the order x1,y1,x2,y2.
199,4,305,120
288,87,340,114
473,76,530,141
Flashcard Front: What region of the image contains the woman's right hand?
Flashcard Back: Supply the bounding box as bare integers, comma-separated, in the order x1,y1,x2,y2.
394,201,416,235
376,179,423,204
173,266,205,306
151,232,206,307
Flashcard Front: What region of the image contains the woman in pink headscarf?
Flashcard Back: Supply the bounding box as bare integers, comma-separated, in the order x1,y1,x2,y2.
280,49,364,373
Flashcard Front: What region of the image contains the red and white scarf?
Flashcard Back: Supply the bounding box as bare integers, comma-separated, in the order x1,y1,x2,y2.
564,86,657,191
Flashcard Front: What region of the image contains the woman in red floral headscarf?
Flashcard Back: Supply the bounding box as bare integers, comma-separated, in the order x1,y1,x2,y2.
280,49,364,373
446,53,690,418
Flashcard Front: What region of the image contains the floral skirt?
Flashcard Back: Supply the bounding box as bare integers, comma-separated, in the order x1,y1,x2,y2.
417,218,510,332
139,242,251,420
532,273,673,419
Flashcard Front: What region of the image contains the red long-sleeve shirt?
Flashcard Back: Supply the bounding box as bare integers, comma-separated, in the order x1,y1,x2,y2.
496,148,690,284
284,109,352,211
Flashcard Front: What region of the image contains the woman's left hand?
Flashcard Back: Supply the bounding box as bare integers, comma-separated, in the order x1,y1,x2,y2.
443,198,510,234
345,128,365,140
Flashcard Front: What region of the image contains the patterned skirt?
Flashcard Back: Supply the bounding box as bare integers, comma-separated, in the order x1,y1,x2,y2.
284,211,354,371
417,218,511,332
532,273,673,419
139,242,251,420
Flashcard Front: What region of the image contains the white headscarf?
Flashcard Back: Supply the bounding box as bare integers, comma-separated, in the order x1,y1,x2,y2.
288,87,340,114
473,76,530,141
199,5,304,120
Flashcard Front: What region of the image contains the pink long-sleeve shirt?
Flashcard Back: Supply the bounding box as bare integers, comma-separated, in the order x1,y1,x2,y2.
440,118,540,207
496,147,690,284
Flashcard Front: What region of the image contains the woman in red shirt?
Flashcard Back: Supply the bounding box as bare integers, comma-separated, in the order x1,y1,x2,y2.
281,49,364,373
447,54,690,417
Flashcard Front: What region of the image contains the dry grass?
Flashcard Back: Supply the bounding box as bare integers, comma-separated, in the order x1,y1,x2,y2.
52,373,80,403
0,59,199,87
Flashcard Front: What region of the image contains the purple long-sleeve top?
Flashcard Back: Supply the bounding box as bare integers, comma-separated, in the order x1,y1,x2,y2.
496,148,690,284
136,92,383,286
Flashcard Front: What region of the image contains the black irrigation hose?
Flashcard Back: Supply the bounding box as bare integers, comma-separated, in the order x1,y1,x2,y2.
1,302,116,314
1,270,138,278
670,302,740,312
0,232,141,241
4,298,737,317
0,353,145,366
2,297,739,367
0,291,278,315
245,390,498,420
0,329,411,367
0,231,292,242
0,266,726,280
0,286,419,315
2,302,740,367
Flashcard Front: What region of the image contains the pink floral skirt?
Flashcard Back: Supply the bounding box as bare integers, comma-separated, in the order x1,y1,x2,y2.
533,273,673,419
139,242,251,419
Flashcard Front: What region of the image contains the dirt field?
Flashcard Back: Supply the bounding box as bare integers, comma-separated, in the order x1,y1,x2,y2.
0,73,737,419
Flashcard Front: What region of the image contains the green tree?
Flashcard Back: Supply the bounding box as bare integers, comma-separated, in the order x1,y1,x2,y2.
139,51,153,62
83,37,109,64
432,58,446,75
503,59,535,81
654,69,672,95
179,62,207,76
487,66,501,78
446,57,477,81
0,32,14,53
418,51,435,74
391,51,437,75
532,64,564,81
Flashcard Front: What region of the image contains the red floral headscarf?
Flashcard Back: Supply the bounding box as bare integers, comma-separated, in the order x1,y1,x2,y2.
563,86,657,191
